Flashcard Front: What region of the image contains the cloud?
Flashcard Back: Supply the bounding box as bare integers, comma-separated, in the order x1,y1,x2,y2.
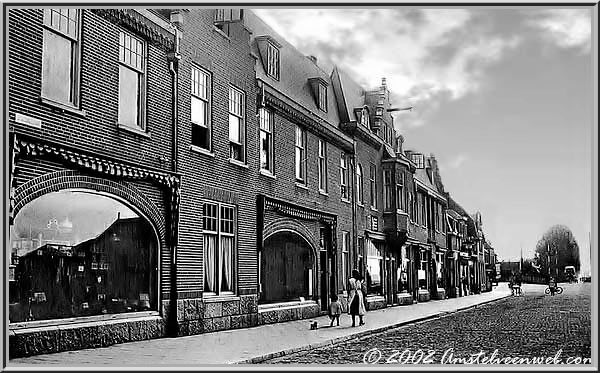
525,9,592,53
449,154,469,169
253,9,521,130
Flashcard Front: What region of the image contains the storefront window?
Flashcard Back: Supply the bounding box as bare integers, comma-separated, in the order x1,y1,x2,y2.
418,250,428,289
366,240,384,295
9,191,158,323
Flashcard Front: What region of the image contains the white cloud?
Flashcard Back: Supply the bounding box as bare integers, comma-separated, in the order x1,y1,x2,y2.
449,154,469,169
525,9,592,53
253,9,521,130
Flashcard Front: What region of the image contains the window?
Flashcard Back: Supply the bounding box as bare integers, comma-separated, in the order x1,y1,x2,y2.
317,83,327,111
419,250,428,289
340,153,349,200
360,107,370,128
318,140,327,192
266,42,280,80
118,31,146,130
203,202,235,295
357,237,364,276
356,164,364,204
295,126,307,182
229,86,245,162
341,231,349,290
396,172,405,212
366,240,383,295
42,9,81,107
369,163,377,209
213,9,243,36
259,108,274,173
384,170,393,211
191,66,211,150
411,154,425,169
421,194,427,226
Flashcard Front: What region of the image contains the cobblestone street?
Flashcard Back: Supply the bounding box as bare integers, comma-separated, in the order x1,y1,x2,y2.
264,283,592,365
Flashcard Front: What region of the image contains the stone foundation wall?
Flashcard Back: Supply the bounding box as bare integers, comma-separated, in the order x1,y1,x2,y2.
417,289,431,302
396,292,414,305
175,295,259,336
258,302,321,325
432,288,446,300
365,296,387,311
9,316,164,358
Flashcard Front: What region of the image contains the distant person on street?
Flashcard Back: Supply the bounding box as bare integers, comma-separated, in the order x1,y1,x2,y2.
462,275,469,296
548,277,557,296
348,269,366,327
328,294,342,327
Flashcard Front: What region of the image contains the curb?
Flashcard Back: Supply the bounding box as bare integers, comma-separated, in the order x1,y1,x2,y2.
233,293,511,364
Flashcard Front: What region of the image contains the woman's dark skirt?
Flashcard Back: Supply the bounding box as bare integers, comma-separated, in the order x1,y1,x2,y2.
350,295,360,315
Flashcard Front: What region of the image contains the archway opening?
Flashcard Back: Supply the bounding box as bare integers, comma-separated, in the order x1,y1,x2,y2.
9,190,159,323
260,231,315,304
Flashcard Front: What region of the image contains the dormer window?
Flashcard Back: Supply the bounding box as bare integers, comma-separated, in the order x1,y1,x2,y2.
266,42,280,80
214,9,243,36
308,77,328,112
360,107,370,128
411,153,425,169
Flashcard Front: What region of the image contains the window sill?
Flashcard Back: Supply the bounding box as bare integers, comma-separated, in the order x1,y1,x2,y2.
9,310,159,330
190,145,215,157
259,169,276,179
370,207,379,212
295,182,309,190
357,202,365,208
318,190,328,196
203,294,240,303
40,96,86,117
341,198,351,204
212,26,231,41
118,123,151,138
229,158,249,169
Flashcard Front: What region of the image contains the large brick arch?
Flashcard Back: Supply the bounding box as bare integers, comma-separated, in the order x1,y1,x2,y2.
13,170,166,242
263,217,319,255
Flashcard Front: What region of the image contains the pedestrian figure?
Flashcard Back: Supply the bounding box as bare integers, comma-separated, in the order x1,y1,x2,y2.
548,277,557,296
462,275,469,296
328,294,342,327
348,269,366,327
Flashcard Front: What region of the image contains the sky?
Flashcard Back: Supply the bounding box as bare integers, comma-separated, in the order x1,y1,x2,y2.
254,7,595,272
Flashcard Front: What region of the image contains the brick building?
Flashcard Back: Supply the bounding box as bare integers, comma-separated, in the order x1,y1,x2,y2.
7,7,498,357
8,9,180,357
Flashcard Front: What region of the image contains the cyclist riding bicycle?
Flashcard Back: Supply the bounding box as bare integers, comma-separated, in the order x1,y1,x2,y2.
548,277,557,296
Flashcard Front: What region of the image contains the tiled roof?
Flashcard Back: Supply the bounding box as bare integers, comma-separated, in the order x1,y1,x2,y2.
244,11,341,127
447,195,477,237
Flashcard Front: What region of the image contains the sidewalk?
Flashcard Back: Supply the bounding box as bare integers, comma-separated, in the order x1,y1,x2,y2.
9,284,511,366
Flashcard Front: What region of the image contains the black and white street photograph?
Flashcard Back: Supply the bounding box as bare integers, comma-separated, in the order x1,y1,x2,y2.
2,3,597,369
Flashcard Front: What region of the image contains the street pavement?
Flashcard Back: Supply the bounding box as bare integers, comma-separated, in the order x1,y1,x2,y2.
8,283,511,367
264,282,592,365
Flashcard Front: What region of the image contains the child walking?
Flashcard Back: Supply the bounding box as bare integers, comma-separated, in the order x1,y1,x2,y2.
328,294,342,327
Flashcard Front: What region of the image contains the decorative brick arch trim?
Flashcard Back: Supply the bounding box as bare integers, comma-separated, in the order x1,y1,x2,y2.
13,170,166,241
263,217,319,255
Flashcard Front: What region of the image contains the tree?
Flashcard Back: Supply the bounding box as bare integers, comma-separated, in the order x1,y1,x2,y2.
534,225,581,280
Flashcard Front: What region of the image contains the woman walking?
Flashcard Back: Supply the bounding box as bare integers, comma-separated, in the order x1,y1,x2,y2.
348,269,366,327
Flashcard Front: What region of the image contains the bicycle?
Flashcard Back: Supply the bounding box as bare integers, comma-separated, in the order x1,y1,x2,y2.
545,286,563,295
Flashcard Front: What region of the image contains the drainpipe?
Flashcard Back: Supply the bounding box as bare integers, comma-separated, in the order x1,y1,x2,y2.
167,16,181,338
350,139,358,271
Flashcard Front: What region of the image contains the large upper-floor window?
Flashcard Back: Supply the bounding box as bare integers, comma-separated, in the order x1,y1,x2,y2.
266,42,280,80
42,9,81,107
191,66,211,151
356,164,364,205
369,163,377,209
229,86,246,162
318,140,327,192
295,126,307,183
203,202,236,295
396,172,405,212
384,170,394,211
118,31,146,130
259,108,274,173
340,153,349,200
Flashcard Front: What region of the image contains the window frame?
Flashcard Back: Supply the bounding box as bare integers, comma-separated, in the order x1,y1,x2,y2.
341,231,349,290
228,85,246,163
259,107,274,173
318,139,327,192
317,83,327,112
340,152,349,200
295,125,307,183
266,41,280,80
396,172,405,212
369,163,377,210
384,170,394,211
202,201,237,296
356,164,364,205
117,29,147,131
41,9,82,109
190,65,212,151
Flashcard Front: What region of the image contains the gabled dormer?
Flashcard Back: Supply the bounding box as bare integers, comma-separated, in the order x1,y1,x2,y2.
256,35,282,81
213,9,244,36
308,77,328,112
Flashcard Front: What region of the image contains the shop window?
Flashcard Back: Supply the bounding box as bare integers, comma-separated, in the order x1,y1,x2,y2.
366,240,384,295
9,191,157,323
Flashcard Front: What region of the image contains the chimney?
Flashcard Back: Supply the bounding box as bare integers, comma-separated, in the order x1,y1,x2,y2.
307,55,318,65
170,10,184,26
381,77,387,87
117,211,121,220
